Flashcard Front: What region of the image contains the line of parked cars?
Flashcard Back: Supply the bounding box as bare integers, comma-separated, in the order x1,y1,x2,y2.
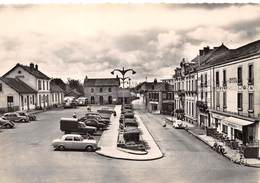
0,111,37,129
51,109,114,152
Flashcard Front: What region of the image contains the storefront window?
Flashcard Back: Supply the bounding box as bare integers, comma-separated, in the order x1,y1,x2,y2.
234,129,242,140
222,124,228,134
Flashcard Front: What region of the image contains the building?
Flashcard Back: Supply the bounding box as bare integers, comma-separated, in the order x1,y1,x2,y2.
0,77,37,113
140,80,174,114
50,81,65,107
3,63,51,109
84,77,120,105
208,40,260,158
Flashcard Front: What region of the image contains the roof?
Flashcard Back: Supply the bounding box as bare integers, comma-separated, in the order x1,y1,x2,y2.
145,82,174,92
50,80,64,93
84,78,120,87
3,63,50,80
50,82,64,93
65,89,82,97
197,40,260,70
0,77,37,94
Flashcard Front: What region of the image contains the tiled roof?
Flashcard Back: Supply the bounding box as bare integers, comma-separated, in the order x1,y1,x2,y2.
145,82,174,92
197,40,260,70
84,78,120,87
3,63,50,80
65,89,81,97
0,77,37,94
50,82,64,93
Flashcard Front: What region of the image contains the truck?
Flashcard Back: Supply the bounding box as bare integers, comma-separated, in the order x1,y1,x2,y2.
60,118,97,135
63,97,77,108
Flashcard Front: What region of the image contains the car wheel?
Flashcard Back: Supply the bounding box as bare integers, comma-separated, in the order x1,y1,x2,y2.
5,124,12,128
58,145,65,151
85,146,94,152
21,119,26,123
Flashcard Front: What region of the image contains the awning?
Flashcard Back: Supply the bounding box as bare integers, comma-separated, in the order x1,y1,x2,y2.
149,101,158,104
223,117,255,131
211,113,226,120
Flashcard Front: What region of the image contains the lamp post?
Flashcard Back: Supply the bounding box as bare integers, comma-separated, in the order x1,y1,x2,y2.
111,67,136,108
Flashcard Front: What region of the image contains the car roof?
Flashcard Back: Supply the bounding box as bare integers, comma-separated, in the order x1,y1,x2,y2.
63,134,82,138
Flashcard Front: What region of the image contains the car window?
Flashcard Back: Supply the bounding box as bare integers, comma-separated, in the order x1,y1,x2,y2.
74,137,81,141
64,137,73,141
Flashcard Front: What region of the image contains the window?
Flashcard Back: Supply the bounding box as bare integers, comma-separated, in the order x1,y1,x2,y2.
201,91,203,100
65,137,73,141
201,74,203,87
91,88,94,93
204,74,207,86
248,93,254,111
237,93,243,111
7,96,13,103
223,70,227,86
99,88,103,92
108,88,112,92
223,91,227,108
38,80,42,90
74,137,81,141
216,91,220,107
237,67,243,85
162,93,167,100
43,81,45,90
46,81,49,90
192,80,194,91
248,64,254,85
205,92,207,102
32,95,35,104
0,83,2,92
216,71,219,87
222,124,228,134
18,70,22,74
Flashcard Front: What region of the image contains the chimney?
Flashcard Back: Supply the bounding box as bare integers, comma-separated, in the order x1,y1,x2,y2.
199,49,203,56
203,46,210,55
35,64,38,70
30,63,34,70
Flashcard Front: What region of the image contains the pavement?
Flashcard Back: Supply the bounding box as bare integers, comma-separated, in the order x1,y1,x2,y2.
96,105,163,160
165,115,260,168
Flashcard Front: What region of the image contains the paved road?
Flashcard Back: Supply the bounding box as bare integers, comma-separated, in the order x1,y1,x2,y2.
0,104,259,183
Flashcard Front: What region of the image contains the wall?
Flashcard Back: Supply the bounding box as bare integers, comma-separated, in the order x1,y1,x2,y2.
0,81,20,110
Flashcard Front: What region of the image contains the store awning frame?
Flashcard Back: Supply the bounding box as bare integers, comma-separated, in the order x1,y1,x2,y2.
223,117,255,131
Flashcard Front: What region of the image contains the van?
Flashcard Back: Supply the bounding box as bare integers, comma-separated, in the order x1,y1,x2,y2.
60,118,96,135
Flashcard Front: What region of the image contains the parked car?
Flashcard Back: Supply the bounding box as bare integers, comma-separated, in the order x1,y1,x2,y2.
173,120,185,129
85,114,110,125
85,112,110,120
76,97,88,106
83,119,106,130
60,118,97,135
51,134,98,152
0,117,15,128
63,97,77,108
17,111,36,121
2,112,29,123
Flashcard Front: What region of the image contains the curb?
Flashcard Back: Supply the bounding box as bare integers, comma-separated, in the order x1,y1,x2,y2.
95,150,163,161
187,129,260,168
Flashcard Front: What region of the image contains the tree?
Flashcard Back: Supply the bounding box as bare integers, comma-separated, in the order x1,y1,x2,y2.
67,78,84,96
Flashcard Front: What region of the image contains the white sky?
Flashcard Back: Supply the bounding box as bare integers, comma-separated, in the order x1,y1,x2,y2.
0,4,260,84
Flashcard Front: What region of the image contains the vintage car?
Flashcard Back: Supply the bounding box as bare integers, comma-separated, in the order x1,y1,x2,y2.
2,112,29,123
0,117,15,128
17,111,36,121
172,120,185,129
51,134,98,152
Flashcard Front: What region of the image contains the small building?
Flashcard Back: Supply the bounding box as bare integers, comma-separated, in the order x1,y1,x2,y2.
65,88,82,99
50,81,65,107
3,63,51,109
0,77,37,113
84,77,120,105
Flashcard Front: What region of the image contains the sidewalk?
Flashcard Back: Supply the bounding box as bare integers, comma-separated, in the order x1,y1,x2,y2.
96,105,163,161
164,115,260,168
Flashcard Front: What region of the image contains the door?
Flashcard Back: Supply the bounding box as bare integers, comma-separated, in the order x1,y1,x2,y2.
73,136,83,150
21,96,24,110
108,96,112,104
99,96,103,105
27,96,30,110
7,96,14,112
39,95,42,108
64,136,74,149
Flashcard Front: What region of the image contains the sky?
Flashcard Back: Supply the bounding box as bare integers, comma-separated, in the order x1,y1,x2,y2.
0,4,260,85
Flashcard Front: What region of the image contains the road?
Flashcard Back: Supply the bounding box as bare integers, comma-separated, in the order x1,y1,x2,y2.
0,103,259,183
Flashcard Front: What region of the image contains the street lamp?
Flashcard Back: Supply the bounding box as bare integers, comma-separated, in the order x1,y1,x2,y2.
111,67,136,107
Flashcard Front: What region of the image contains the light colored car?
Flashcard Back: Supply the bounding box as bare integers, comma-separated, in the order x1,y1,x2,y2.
51,134,98,152
173,120,185,129
3,112,29,123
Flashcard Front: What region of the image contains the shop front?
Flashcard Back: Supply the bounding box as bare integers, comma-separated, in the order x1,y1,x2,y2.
219,116,259,158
